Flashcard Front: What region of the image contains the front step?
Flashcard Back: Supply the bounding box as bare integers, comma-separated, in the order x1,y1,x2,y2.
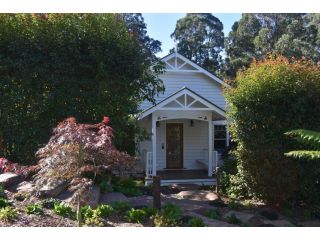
145,178,216,186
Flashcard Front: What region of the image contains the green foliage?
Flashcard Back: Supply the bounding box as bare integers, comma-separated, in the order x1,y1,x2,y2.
205,210,220,220
0,185,4,197
0,13,164,162
25,204,44,215
285,129,320,159
226,214,242,225
225,56,320,206
126,208,147,223
143,207,158,217
53,202,75,218
0,198,10,208
171,13,224,75
187,217,206,227
84,215,104,227
95,204,114,218
153,203,182,227
113,178,142,197
80,205,94,220
41,198,61,209
111,201,131,213
0,206,18,222
228,201,242,210
99,180,114,193
225,13,320,78
259,209,279,220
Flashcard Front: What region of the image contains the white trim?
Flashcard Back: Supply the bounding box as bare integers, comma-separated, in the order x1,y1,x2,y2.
145,178,216,186
208,120,213,177
138,87,225,120
151,113,157,176
162,52,229,87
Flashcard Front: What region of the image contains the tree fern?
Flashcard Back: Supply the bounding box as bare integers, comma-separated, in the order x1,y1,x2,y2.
285,129,320,159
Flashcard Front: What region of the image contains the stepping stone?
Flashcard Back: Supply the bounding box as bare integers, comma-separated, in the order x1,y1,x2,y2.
187,212,235,227
100,192,128,204
128,195,153,207
223,210,255,223
0,173,23,188
176,190,219,201
263,219,295,227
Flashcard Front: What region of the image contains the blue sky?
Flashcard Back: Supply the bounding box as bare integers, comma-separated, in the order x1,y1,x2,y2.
142,13,242,57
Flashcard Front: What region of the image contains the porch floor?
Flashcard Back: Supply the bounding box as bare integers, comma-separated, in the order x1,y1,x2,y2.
157,169,214,180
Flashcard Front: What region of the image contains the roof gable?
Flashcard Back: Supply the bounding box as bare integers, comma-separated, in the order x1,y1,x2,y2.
161,52,229,87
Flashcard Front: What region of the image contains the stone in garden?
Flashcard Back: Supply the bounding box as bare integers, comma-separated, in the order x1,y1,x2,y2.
187,212,235,227
176,190,219,201
0,172,23,188
223,210,255,223
38,179,68,198
128,195,153,207
263,219,295,227
16,181,35,192
298,220,320,227
100,192,128,204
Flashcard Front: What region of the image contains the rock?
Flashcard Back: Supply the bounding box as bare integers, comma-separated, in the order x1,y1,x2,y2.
128,195,153,207
0,172,23,188
176,190,219,201
186,212,235,227
263,219,295,227
298,220,320,227
100,192,128,204
223,210,255,223
38,179,68,198
16,181,35,192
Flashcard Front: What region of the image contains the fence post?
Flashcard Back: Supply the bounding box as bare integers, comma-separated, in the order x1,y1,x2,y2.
153,176,161,210
215,167,220,194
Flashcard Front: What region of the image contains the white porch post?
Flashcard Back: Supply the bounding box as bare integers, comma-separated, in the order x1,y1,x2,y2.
208,119,213,176
152,113,157,176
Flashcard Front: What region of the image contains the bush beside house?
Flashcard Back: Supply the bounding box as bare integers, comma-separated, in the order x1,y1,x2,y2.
225,56,320,206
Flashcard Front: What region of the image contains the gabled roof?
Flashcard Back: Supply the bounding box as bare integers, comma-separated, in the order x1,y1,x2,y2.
138,86,226,120
161,52,229,88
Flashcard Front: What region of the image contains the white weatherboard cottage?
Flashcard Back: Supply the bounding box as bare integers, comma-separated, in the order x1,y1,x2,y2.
137,52,229,186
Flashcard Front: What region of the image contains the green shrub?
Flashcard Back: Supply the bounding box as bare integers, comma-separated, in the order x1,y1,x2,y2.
80,205,94,220
0,198,10,208
99,180,114,193
126,208,147,223
187,217,206,227
153,203,182,227
84,215,104,227
226,214,242,225
41,198,62,209
0,206,18,222
53,202,74,218
205,210,220,220
228,200,242,210
143,207,158,217
225,56,320,206
95,204,114,218
113,178,142,197
111,201,131,213
25,204,44,215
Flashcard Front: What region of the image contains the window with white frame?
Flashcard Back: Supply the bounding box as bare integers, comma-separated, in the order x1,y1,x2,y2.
214,125,228,153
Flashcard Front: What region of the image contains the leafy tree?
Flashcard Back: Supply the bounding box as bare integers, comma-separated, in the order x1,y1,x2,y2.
0,14,164,162
225,56,320,206
225,13,320,78
285,129,320,159
171,13,224,74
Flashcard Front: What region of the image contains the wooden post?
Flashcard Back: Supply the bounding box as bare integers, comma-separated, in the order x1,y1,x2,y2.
215,167,220,194
153,176,161,210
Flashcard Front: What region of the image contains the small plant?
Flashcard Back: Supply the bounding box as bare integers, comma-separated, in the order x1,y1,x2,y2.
226,213,242,225
187,217,206,227
0,197,10,208
84,215,104,227
126,208,147,223
113,178,143,197
205,210,220,220
80,205,94,220
143,207,158,217
41,198,62,209
95,204,114,218
25,204,44,215
111,201,131,213
0,206,18,222
228,201,242,210
53,202,75,218
242,199,255,209
153,203,182,227
99,180,114,193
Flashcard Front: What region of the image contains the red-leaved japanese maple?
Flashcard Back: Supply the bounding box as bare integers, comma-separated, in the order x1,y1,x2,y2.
35,116,135,182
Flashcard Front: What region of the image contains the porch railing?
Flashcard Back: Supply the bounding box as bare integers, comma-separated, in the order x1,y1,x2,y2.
146,152,153,178
208,150,218,177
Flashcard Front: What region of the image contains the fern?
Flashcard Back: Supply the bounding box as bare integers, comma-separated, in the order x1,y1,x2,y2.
285,129,320,160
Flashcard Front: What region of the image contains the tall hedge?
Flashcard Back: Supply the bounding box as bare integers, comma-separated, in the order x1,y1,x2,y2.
225,56,320,206
0,14,164,162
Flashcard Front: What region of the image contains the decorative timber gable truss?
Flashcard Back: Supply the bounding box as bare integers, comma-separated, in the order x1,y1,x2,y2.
161,52,229,87
138,87,226,120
